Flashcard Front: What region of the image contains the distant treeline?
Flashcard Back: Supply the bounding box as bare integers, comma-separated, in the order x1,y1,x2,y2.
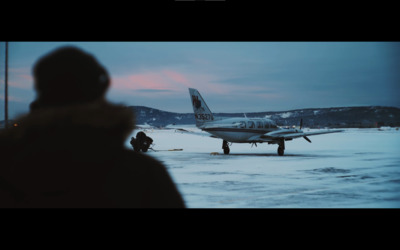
2,106,399,129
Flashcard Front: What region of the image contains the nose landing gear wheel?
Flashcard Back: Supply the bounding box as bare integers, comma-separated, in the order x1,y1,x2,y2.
222,140,230,154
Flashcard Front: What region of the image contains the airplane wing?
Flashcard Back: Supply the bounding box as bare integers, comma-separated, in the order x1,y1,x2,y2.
199,122,243,130
252,129,344,143
174,128,218,138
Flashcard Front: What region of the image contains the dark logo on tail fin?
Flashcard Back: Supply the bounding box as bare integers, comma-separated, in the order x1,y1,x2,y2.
192,95,201,109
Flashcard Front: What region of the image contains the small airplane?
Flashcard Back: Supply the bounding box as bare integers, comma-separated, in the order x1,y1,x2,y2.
181,88,343,156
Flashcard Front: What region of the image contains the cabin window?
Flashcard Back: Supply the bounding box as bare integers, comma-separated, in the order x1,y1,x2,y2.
264,121,270,128
247,121,255,128
270,124,277,129
239,121,246,128
257,121,263,128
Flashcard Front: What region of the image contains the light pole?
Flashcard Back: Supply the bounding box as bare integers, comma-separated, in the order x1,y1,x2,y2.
4,41,8,129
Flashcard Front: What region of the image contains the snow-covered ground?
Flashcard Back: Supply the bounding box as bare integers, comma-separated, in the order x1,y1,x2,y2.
126,126,400,208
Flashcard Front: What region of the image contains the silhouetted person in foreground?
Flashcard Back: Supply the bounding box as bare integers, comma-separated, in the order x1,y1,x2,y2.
0,46,185,208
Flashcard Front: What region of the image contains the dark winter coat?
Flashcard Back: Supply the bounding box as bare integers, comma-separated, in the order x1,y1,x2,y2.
0,100,185,208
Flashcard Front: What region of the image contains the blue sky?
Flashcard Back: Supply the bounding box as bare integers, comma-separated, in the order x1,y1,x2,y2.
0,41,399,119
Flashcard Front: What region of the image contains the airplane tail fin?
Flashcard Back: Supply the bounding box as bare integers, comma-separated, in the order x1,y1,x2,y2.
188,88,214,127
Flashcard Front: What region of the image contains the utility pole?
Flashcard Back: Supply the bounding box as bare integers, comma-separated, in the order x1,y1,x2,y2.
4,41,8,129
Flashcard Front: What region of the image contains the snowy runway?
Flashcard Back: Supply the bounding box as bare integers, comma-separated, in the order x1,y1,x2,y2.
126,126,400,208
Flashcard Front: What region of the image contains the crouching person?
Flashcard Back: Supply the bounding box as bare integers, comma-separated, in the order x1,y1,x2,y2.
131,131,153,152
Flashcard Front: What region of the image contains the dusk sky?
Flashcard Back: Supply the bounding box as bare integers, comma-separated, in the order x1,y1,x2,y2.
0,41,399,119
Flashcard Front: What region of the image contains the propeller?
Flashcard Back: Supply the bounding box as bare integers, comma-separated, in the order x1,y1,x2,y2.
300,118,311,143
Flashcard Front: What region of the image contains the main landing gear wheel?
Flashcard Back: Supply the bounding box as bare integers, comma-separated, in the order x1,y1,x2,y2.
277,147,284,156
277,139,285,156
222,140,230,154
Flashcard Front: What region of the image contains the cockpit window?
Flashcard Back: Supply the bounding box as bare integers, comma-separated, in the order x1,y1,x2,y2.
239,121,246,128
256,121,263,128
264,121,270,128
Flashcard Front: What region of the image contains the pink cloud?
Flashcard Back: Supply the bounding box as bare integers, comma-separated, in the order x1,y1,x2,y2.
127,73,167,90
0,67,33,90
162,70,190,86
0,79,32,90
110,68,273,100
8,80,32,89
19,74,33,81
0,95,25,102
112,69,194,93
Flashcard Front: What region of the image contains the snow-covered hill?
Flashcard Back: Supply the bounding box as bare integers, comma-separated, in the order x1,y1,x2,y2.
129,106,400,128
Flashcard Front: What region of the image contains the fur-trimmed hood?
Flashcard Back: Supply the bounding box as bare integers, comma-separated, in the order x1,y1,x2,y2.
6,100,135,150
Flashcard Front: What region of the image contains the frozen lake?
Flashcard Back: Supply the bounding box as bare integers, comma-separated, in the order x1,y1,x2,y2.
126,126,400,208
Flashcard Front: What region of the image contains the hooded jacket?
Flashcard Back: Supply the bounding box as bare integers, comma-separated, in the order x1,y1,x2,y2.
0,100,185,208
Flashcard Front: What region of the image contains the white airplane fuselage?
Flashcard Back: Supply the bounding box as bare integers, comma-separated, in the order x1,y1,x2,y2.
198,117,287,143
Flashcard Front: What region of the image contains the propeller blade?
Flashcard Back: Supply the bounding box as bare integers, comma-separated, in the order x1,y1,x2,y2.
303,136,311,143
